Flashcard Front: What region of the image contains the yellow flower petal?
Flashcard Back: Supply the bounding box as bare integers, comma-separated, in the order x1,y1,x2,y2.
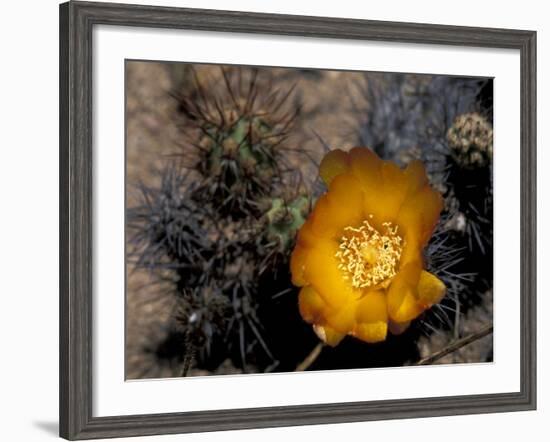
319,149,350,186
313,324,346,347
310,173,364,239
417,270,446,307
387,261,424,323
397,184,443,249
296,220,317,248
349,147,383,192
403,160,428,194
290,244,309,286
299,285,358,335
303,239,359,309
355,322,388,343
354,290,388,343
376,161,410,219
298,286,327,323
324,300,358,334
398,235,424,268
352,153,426,228
388,320,411,335
389,292,423,324
355,290,388,324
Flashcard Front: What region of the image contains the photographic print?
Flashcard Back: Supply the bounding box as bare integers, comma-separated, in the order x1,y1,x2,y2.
125,61,494,380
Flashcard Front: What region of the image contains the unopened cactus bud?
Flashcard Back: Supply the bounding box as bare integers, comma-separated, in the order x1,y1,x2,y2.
447,112,493,169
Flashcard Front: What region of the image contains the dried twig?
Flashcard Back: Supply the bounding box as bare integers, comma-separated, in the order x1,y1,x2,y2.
295,342,325,371
416,324,493,366
180,331,196,377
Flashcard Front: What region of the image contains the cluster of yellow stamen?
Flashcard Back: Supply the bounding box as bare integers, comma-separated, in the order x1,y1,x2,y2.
335,218,403,289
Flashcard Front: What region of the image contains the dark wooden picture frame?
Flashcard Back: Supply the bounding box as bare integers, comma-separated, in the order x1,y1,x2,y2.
59,1,537,439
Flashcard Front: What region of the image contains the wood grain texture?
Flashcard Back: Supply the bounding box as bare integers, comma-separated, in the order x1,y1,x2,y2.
59,1,537,439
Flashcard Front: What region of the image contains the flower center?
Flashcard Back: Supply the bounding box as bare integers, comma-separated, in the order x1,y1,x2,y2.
335,218,403,289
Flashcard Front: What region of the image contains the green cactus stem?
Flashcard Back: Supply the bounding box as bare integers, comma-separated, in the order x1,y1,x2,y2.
265,196,309,251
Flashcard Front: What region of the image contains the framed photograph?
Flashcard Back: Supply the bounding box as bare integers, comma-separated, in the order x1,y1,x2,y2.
59,1,536,439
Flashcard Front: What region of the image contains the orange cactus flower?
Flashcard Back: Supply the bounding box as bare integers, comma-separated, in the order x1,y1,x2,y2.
290,147,446,346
